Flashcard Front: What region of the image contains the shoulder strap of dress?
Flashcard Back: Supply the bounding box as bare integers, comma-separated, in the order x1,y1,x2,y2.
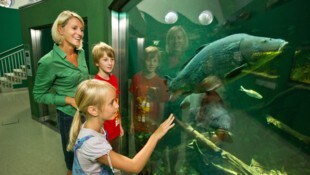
107,152,115,174
74,135,94,151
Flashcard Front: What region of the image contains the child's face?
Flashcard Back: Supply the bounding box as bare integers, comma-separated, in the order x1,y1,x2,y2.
96,52,115,74
144,56,159,73
100,89,119,121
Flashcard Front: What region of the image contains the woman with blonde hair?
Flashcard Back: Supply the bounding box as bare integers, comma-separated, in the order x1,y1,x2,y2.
33,10,88,175
160,25,189,77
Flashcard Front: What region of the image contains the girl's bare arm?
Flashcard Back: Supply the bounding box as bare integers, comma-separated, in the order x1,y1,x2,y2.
97,114,175,173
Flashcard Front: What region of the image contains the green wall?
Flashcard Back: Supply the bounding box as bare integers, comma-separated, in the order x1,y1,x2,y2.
19,0,113,118
0,7,22,52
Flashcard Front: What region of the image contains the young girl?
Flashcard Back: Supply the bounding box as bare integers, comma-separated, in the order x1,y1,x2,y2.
67,79,175,174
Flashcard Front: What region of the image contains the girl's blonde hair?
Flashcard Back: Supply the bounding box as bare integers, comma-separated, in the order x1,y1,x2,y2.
92,42,115,65
51,10,85,50
67,79,116,151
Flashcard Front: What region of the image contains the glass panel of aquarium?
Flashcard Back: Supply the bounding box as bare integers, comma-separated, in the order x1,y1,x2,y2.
113,0,310,174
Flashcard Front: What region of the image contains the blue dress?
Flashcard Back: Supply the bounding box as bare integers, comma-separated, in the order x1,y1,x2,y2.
73,135,114,175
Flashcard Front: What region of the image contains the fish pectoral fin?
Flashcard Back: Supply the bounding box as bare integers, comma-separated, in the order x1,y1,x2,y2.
225,64,247,79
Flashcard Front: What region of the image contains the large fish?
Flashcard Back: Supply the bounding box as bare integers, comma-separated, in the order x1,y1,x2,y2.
167,33,288,101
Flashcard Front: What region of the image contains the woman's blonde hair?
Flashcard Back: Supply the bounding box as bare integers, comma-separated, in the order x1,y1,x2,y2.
165,26,189,54
92,42,115,65
51,10,85,50
67,79,115,151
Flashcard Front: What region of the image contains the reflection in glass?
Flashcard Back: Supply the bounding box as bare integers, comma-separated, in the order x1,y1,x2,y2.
198,10,213,25
165,11,178,24
122,0,310,174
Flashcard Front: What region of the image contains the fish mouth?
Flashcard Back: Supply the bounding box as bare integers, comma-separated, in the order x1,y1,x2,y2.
251,41,289,65
169,90,184,101
278,41,289,51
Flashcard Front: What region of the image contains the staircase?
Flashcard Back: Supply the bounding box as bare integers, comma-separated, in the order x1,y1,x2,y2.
0,45,28,92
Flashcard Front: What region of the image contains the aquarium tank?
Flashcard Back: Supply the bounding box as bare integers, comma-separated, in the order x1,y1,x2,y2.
109,0,310,174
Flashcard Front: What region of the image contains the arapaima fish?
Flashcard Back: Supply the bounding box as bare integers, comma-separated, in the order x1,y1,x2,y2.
167,33,288,101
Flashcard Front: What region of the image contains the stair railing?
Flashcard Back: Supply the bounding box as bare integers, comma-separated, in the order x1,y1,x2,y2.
0,45,25,77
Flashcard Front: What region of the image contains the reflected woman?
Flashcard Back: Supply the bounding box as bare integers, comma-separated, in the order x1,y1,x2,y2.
158,25,189,175
159,25,189,78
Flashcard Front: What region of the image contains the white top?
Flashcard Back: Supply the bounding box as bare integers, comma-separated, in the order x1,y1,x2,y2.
75,127,112,174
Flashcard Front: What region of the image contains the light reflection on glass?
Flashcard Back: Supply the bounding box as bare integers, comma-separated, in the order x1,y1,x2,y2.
198,10,213,25
165,11,178,24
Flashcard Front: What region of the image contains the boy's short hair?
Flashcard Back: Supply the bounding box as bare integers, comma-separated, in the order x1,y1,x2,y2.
143,46,161,61
92,42,115,65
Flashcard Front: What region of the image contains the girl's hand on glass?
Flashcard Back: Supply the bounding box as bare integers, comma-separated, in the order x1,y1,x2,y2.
153,114,175,140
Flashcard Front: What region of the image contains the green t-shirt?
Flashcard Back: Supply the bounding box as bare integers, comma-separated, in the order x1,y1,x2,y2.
33,44,89,116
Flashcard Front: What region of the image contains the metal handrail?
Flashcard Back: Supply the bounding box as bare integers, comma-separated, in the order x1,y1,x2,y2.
0,46,25,77
0,44,24,56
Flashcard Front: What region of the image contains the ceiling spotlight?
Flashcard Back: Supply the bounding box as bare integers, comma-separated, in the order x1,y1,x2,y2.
198,10,213,25
165,11,178,24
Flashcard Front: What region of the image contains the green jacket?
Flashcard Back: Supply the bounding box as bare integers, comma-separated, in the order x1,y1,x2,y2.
33,44,89,116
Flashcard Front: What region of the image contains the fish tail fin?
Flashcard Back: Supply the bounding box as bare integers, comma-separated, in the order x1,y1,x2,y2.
240,85,244,91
